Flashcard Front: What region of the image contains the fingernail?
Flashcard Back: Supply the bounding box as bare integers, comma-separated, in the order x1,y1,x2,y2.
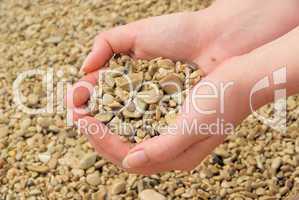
122,150,149,169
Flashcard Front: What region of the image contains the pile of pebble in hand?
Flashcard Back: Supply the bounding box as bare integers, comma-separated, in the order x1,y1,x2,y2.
1,0,299,200
88,55,202,143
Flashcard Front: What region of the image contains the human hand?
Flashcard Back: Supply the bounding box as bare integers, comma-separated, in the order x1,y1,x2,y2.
67,0,299,174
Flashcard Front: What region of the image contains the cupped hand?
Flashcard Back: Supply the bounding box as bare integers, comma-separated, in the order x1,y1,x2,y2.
67,0,299,175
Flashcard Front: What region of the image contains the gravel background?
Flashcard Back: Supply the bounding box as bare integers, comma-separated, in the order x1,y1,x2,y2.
0,0,298,199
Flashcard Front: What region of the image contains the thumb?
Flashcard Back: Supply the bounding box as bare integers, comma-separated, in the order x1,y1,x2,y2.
81,25,136,73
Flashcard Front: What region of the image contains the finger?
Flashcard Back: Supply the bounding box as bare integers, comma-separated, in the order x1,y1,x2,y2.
167,135,225,171
121,103,213,170
66,70,99,108
125,135,225,175
81,25,136,73
79,116,131,164
195,2,299,73
67,106,90,122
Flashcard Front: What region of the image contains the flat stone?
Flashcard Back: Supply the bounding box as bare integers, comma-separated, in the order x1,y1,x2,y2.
159,73,183,94
271,157,282,174
27,164,49,173
0,125,9,138
20,118,31,130
111,179,126,194
95,112,113,123
45,36,63,44
79,153,97,169
139,189,166,200
38,153,51,163
37,117,52,128
137,89,162,104
86,171,101,186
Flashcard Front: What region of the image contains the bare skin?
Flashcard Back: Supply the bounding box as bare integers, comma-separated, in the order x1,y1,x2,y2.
67,0,299,175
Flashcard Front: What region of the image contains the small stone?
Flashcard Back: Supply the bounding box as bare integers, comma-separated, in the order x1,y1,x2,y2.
0,158,5,169
104,74,115,87
157,59,175,69
79,153,97,169
27,165,49,173
165,111,177,125
114,87,129,102
137,89,162,104
95,112,113,123
20,118,31,130
139,189,166,200
37,117,52,128
102,94,114,105
271,157,282,174
71,169,85,177
122,109,142,119
159,73,183,94
174,188,185,196
38,153,51,163
92,188,106,200
45,36,63,44
0,125,9,138
115,72,143,91
95,160,107,169
27,94,39,105
86,171,101,186
111,179,126,194
214,148,229,158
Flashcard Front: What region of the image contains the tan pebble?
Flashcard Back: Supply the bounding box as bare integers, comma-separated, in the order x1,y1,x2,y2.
79,153,97,169
134,97,148,111
159,73,183,94
139,189,166,200
137,89,162,104
20,118,31,130
174,188,185,196
71,168,84,177
114,87,129,102
27,94,39,105
95,112,113,123
104,74,115,87
27,165,49,173
0,125,9,138
271,157,282,174
95,160,107,169
165,111,177,125
169,100,177,107
108,101,122,109
45,36,63,44
48,158,58,169
37,117,52,128
157,59,175,69
86,171,101,186
115,72,143,91
92,188,106,200
0,158,5,169
214,148,229,158
38,153,51,163
287,97,297,110
126,101,136,112
122,109,142,119
102,94,114,105
111,179,126,194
